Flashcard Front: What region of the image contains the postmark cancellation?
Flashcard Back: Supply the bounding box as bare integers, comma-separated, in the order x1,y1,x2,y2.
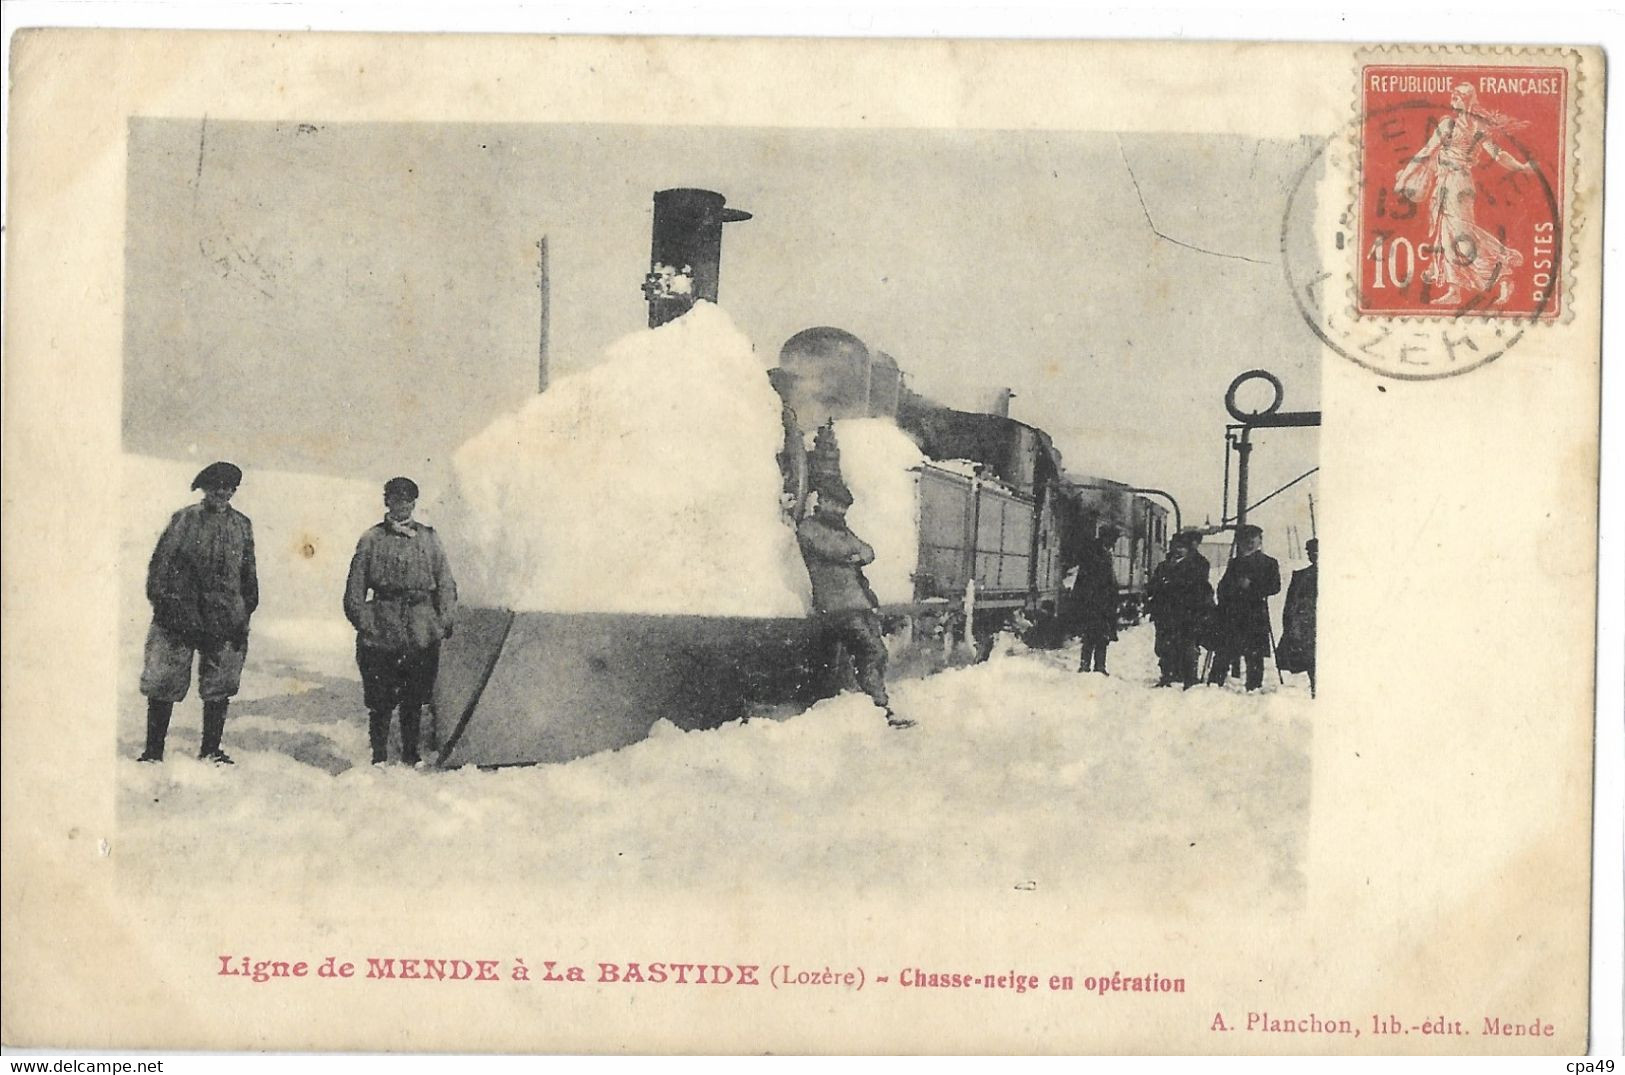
1284,48,1586,380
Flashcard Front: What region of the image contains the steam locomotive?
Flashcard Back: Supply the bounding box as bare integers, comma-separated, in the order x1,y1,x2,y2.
644,189,1172,642
771,325,1171,646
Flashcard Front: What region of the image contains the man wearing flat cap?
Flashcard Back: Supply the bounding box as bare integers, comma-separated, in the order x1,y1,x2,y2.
137,460,258,764
344,477,458,766
796,479,913,730
1071,524,1121,674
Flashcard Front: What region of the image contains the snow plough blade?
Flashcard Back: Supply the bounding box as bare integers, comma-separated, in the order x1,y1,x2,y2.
432,608,823,768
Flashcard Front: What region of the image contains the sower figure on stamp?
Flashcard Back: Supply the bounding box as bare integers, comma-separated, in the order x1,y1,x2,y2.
1206,524,1281,692
1277,537,1318,697
138,461,258,765
1396,82,1537,307
1072,525,1120,675
344,477,458,767
796,481,914,730
1146,531,1214,689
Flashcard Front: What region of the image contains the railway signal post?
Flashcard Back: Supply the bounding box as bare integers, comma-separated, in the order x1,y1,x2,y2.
1222,369,1321,531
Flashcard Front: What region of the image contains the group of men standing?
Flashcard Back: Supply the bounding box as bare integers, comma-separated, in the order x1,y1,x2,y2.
137,464,456,767
1069,523,1318,694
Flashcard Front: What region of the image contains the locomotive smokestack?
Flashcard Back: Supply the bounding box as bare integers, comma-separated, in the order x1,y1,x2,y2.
642,188,751,328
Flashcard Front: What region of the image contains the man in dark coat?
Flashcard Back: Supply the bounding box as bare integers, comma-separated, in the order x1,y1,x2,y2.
796,482,913,729
1072,525,1120,674
1146,531,1214,688
344,477,458,766
1278,537,1318,696
1206,524,1282,691
138,461,259,764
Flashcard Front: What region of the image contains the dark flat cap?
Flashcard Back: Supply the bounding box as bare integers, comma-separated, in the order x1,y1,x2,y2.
191,461,242,491
384,476,420,500
815,479,854,508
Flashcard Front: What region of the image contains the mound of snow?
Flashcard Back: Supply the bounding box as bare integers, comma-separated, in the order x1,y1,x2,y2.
448,303,812,617
831,418,925,607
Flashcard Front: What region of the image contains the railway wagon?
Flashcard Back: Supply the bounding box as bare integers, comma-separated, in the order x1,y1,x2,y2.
907,461,1064,615
896,424,1068,637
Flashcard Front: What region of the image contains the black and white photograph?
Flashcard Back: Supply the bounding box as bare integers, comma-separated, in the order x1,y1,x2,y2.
115,119,1322,908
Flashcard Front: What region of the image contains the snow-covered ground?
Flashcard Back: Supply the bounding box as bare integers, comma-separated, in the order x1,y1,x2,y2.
116,621,1314,915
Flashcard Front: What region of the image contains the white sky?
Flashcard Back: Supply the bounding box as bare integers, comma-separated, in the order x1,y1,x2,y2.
122,120,1323,547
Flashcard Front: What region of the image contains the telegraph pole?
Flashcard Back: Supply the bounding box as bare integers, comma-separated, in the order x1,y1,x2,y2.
537,237,550,393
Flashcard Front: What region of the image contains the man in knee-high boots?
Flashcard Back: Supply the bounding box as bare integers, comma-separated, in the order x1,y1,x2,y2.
137,461,258,765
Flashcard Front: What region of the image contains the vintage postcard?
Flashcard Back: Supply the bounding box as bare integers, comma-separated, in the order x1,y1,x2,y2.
0,33,1606,1054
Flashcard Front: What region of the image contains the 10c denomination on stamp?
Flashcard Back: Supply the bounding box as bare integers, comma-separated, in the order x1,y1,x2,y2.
1359,64,1566,320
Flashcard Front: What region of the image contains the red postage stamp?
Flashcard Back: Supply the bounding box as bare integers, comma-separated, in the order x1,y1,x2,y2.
1359,65,1566,319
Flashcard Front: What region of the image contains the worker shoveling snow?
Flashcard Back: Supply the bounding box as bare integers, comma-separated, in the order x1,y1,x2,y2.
448,302,812,617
